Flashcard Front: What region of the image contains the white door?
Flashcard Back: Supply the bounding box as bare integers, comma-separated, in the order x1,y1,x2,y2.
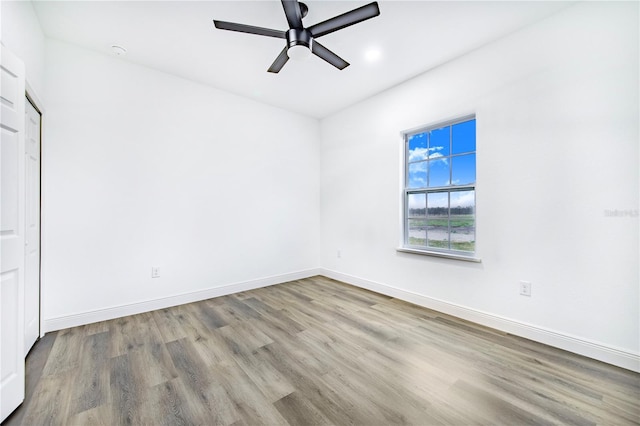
1,46,26,422
24,98,41,355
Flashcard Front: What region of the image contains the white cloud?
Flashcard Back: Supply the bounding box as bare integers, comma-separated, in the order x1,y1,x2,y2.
410,176,427,188
408,194,425,209
451,191,475,208
409,161,427,173
428,192,448,208
408,148,429,162
427,152,448,165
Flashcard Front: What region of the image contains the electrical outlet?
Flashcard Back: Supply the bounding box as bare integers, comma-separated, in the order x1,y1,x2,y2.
151,266,160,278
337,249,342,258
519,281,531,297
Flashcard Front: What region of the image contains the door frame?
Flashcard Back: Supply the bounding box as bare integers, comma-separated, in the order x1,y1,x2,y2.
25,80,45,340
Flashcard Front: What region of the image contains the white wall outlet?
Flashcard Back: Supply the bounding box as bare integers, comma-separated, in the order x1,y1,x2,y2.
151,266,160,278
337,249,342,258
519,281,532,297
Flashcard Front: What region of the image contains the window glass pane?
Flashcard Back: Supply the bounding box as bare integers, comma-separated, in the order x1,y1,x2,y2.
408,133,428,162
404,116,476,256
429,126,450,157
407,193,426,217
428,158,449,187
452,119,476,154
408,161,427,188
450,190,475,252
408,219,427,246
451,154,476,185
427,192,449,249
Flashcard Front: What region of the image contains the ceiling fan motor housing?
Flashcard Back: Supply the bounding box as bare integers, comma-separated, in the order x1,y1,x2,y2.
286,28,312,49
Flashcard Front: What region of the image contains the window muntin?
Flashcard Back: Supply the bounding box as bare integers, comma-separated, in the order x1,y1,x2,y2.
404,117,476,255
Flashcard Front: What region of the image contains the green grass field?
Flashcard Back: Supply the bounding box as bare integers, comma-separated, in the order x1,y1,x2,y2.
408,215,474,228
408,215,475,251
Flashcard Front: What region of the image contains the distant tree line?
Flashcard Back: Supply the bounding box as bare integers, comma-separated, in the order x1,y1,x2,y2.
409,206,474,216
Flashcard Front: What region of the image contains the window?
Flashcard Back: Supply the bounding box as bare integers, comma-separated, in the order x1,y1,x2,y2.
402,116,476,259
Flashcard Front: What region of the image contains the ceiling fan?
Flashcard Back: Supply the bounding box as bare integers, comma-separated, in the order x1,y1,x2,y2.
213,0,380,73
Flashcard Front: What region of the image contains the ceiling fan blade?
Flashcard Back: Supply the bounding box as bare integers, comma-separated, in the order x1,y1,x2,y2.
213,20,286,38
308,2,380,38
281,0,303,29
268,47,290,73
311,41,349,70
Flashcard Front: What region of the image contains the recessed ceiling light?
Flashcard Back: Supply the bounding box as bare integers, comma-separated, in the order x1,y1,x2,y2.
364,48,382,63
111,45,127,56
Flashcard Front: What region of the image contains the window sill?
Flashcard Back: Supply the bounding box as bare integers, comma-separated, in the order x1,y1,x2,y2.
396,247,482,263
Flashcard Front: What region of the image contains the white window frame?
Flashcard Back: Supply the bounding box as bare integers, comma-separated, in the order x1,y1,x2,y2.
398,115,480,263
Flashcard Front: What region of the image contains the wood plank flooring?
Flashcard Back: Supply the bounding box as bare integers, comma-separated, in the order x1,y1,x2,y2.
4,276,639,425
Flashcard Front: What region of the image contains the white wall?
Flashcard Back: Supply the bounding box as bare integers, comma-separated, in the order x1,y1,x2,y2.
4,0,638,370
0,0,46,97
42,39,320,327
320,1,639,368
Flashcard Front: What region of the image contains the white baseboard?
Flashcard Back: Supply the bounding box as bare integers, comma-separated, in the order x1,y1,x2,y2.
320,268,640,373
43,268,321,333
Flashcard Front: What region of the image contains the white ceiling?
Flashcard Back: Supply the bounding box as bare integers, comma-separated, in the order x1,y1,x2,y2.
32,1,573,118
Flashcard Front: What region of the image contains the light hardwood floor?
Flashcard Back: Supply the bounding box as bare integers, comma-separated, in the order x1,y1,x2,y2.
4,276,639,425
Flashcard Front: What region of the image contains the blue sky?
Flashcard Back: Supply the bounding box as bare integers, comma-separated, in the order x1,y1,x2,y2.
407,119,476,209
407,119,476,192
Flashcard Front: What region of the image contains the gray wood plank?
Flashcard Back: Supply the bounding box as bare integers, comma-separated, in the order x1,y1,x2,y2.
9,277,640,425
